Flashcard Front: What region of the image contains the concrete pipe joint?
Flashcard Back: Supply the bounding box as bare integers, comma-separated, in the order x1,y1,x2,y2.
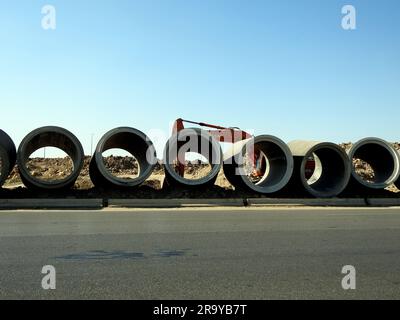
0,130,17,187
163,128,222,187
348,138,400,189
17,126,84,190
287,141,351,198
223,135,294,194
89,127,157,188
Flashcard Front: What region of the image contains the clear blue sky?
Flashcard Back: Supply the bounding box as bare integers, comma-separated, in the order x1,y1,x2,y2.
1,0,399,156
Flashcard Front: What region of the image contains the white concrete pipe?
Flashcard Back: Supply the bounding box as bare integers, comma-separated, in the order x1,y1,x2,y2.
89,127,157,188
163,128,222,187
286,141,351,198
223,135,293,194
17,126,84,190
348,137,400,189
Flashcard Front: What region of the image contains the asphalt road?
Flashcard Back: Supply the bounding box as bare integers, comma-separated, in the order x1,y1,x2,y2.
0,207,400,300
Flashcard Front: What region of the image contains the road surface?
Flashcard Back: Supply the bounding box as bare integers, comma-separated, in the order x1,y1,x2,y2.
0,207,400,299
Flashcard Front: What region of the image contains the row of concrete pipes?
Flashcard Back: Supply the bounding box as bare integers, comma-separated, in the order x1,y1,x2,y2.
1,126,399,198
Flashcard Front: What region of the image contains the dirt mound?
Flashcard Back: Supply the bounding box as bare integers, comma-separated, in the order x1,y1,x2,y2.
6,166,21,186
4,156,230,190
340,143,375,182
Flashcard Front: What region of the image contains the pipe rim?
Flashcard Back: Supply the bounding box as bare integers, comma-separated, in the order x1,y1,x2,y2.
0,130,16,187
299,142,351,197
163,128,222,186
94,127,157,187
348,137,400,189
17,126,84,189
239,135,294,194
0,148,10,186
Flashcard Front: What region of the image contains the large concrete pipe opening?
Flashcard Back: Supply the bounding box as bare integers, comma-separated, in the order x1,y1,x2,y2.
348,138,400,189
223,135,293,194
17,127,84,190
287,141,351,198
163,128,222,187
0,130,16,187
89,127,157,188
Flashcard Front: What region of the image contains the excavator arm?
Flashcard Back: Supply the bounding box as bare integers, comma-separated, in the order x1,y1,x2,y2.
172,118,264,178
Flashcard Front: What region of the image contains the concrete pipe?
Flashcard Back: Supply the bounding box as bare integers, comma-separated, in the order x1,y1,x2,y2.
163,128,222,187
17,126,84,190
89,127,157,188
0,130,16,187
223,135,293,194
286,141,351,198
348,137,400,189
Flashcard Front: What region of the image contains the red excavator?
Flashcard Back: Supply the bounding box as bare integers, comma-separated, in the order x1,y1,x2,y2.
172,118,315,181
171,118,267,181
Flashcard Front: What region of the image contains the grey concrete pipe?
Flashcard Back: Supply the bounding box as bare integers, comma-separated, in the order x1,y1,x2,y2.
348,137,400,189
163,128,222,187
17,126,84,190
89,127,157,188
223,135,293,194
0,130,16,187
286,141,351,198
